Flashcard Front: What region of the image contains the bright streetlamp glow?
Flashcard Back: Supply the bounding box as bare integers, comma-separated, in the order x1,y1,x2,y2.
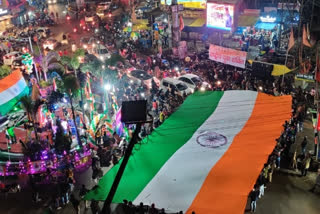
104,84,112,91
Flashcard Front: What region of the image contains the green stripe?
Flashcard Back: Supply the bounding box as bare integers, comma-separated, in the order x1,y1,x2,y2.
0,87,29,116
85,91,224,201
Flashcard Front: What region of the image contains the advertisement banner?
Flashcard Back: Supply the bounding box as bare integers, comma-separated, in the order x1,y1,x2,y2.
161,0,205,8
209,44,247,68
207,3,234,31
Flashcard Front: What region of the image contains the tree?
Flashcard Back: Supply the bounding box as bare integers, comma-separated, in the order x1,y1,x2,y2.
104,53,124,82
62,74,82,147
54,119,72,154
0,65,12,79
36,51,63,81
105,53,125,67
81,54,103,77
20,96,44,141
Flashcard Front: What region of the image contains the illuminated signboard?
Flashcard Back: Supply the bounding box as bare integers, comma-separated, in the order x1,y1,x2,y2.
178,0,206,9
161,0,206,9
207,3,234,31
260,15,276,23
0,8,8,15
161,0,172,5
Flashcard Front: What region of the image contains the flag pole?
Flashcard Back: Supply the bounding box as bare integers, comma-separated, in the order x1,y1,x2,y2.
282,49,289,85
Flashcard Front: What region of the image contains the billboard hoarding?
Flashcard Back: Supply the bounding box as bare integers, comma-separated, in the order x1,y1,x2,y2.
207,3,234,31
161,0,206,9
209,44,247,68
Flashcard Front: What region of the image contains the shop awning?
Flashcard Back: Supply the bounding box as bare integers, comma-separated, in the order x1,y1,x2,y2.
238,15,259,27
255,22,277,30
189,18,206,27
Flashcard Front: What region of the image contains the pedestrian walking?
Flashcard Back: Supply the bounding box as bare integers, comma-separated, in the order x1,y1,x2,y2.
70,194,80,214
79,184,89,209
301,136,308,155
291,150,298,170
258,173,266,198
55,12,59,23
91,200,100,214
268,161,276,183
249,185,259,213
301,154,311,176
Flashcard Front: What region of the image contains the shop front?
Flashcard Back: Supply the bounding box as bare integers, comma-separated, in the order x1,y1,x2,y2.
9,1,28,26
0,8,13,31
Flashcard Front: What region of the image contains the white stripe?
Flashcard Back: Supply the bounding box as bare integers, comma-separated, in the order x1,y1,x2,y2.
0,78,27,105
133,91,258,212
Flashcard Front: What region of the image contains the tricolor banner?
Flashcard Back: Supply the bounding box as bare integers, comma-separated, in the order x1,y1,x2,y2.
85,91,291,214
0,70,29,116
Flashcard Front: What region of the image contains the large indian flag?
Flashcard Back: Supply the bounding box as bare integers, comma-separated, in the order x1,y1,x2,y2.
0,70,29,116
85,90,291,214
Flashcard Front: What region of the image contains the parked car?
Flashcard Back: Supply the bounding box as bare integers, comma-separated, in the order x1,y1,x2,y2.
94,44,111,61
97,1,111,10
160,77,193,96
36,27,50,38
178,74,211,90
80,37,99,52
96,8,111,18
128,69,160,88
3,52,22,66
43,38,59,50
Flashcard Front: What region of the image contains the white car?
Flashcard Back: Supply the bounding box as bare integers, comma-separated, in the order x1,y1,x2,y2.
97,2,111,10
43,38,59,50
128,69,160,88
94,44,110,61
3,52,22,66
160,77,193,96
36,27,49,39
178,74,211,90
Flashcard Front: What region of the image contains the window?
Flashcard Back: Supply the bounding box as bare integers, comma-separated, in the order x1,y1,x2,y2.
162,81,168,87
180,77,193,85
169,84,176,90
176,83,188,91
191,77,201,84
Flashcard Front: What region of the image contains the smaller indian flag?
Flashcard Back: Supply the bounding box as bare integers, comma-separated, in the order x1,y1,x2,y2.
0,70,29,116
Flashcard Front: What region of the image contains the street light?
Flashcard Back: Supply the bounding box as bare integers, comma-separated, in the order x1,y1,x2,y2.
102,65,105,69
104,84,112,91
